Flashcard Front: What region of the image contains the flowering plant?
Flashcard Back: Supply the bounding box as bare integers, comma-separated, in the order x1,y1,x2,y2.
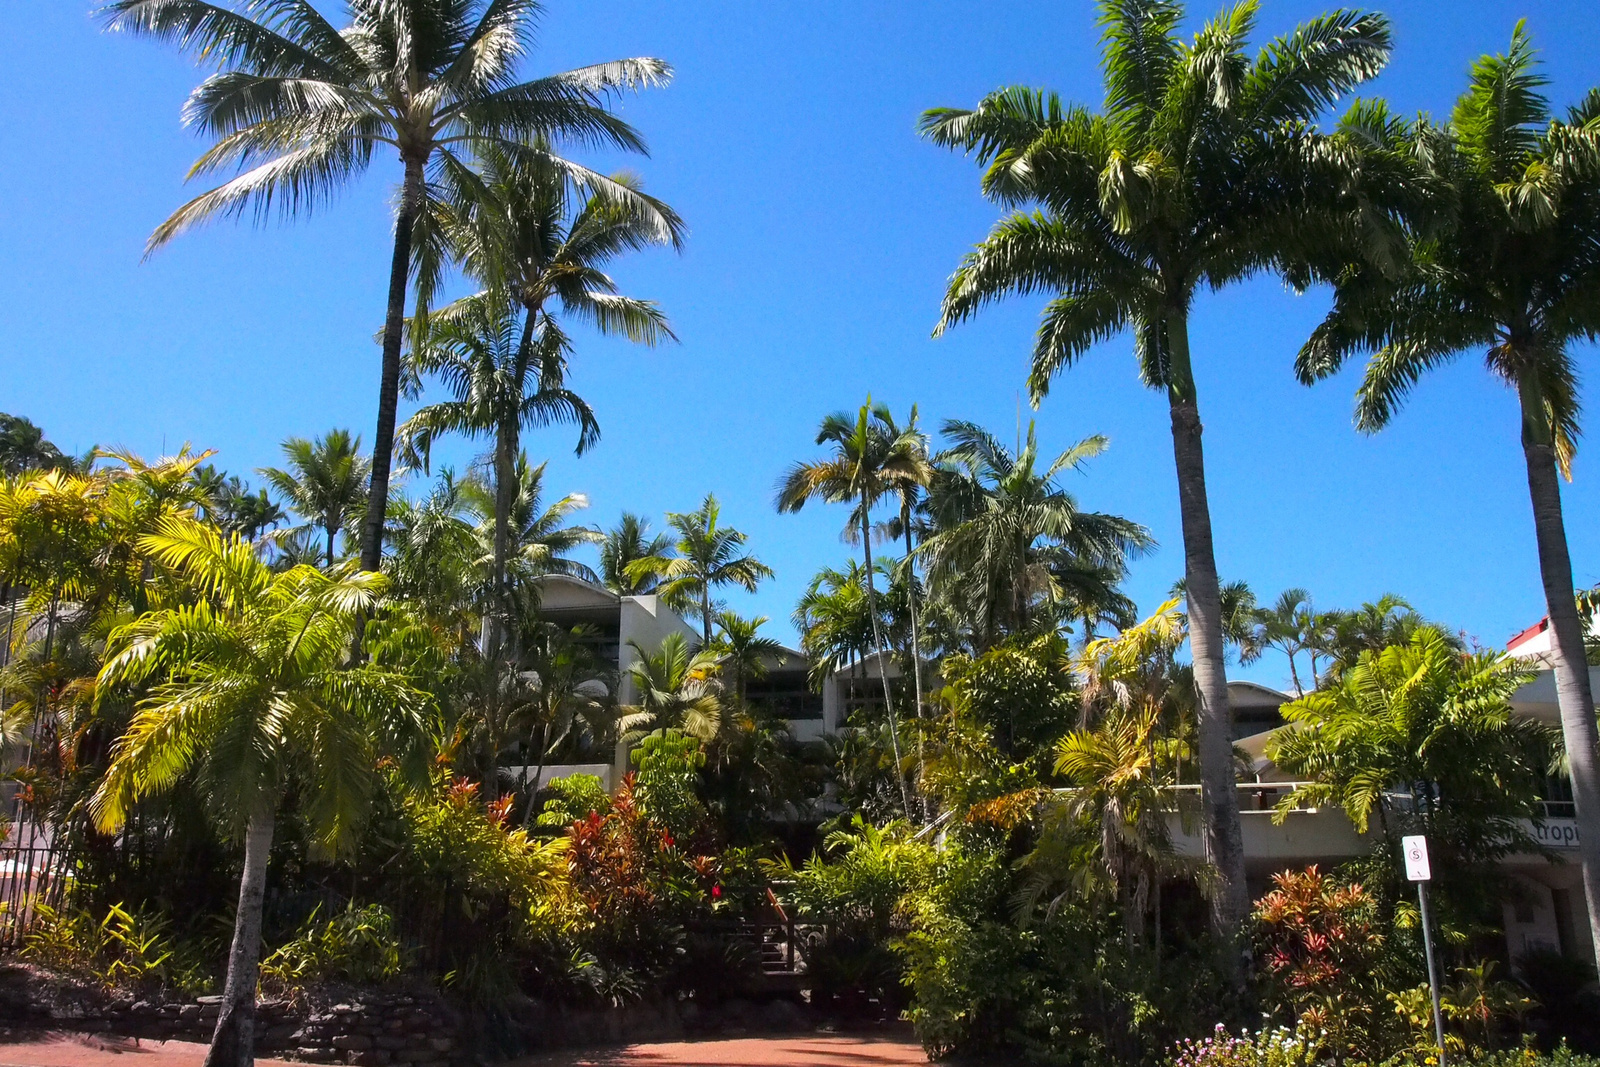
1169,1024,1323,1067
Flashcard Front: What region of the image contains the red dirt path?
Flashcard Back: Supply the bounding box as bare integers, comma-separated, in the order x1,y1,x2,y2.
0,1032,929,1067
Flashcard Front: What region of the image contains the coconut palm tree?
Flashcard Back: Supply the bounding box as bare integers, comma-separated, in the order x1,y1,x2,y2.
626,495,773,647
91,518,429,1067
420,141,682,340
1295,32,1600,959
777,401,928,813
102,0,674,573
920,0,1393,945
618,631,723,743
398,294,598,667
600,512,673,595
923,420,1152,651
707,611,786,706
259,430,369,569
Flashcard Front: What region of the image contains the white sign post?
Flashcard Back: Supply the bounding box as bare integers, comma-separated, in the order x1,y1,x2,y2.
1403,835,1447,1065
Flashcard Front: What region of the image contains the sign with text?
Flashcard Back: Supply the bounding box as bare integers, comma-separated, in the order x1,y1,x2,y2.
1402,835,1431,881
1521,819,1580,850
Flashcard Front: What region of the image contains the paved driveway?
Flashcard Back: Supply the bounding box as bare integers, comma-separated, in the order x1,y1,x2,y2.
510,1034,930,1067
0,1033,293,1067
0,1032,929,1067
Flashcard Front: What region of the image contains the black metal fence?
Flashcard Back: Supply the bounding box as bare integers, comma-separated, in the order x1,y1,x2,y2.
0,826,72,950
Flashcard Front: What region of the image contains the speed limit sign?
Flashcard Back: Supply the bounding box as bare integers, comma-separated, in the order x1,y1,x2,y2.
1402,835,1432,881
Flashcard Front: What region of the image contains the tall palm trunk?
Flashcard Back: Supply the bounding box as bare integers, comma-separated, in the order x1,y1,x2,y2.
1520,397,1600,974
359,156,426,574
204,800,276,1067
904,511,930,818
1164,311,1249,968
701,584,713,648
860,494,911,815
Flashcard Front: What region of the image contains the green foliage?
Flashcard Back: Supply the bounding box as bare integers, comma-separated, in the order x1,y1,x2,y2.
22,902,210,995
1390,961,1536,1061
775,816,934,1009
259,904,404,993
536,773,612,831
939,633,1079,764
900,842,1230,1066
631,729,708,839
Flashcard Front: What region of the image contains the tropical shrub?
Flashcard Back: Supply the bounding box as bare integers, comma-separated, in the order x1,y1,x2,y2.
776,815,934,1012
535,772,612,833
259,904,405,993
1390,961,1535,1060
22,901,211,995
351,773,577,1002
631,730,708,840
1253,866,1398,1061
900,841,1230,1066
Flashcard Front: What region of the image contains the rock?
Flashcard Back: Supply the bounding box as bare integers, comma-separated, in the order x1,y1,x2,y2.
297,1048,339,1063
349,1052,391,1066
332,1033,374,1051
427,1036,454,1053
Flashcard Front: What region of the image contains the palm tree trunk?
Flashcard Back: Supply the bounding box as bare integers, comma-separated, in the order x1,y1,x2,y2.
204,799,275,1067
1522,427,1600,975
358,155,426,574
904,514,931,820
1164,311,1249,970
702,585,712,648
861,495,910,815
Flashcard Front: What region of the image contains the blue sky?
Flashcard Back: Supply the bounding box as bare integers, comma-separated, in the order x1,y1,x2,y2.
3,1,1599,689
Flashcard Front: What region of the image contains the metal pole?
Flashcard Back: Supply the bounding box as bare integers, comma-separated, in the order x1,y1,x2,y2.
1417,880,1447,1066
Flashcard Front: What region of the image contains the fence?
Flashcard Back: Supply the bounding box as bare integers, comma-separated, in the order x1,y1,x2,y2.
0,823,72,950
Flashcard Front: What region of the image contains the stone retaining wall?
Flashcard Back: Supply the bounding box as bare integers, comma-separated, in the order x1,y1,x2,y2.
0,970,468,1066
0,965,836,1064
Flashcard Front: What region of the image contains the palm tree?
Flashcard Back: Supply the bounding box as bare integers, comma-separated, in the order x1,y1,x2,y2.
618,632,723,743
464,456,601,592
793,561,879,690
382,469,479,624
920,0,1393,945
1021,600,1192,949
398,293,598,666
102,0,674,574
0,414,69,476
259,430,369,569
777,401,927,813
510,622,614,824
923,420,1152,650
1296,31,1600,954
600,512,673,595
872,405,934,737
90,518,429,1067
1251,588,1317,696
1268,627,1553,854
420,141,682,342
707,611,786,705
627,494,773,647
